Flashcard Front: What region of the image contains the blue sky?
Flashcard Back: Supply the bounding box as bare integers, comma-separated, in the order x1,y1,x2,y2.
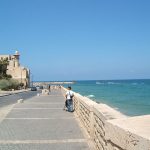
0,0,150,81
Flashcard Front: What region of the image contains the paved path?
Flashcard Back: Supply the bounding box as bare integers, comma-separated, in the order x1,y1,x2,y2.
0,90,90,150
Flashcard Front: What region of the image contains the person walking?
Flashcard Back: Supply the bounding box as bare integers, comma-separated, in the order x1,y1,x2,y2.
65,86,74,112
48,85,51,93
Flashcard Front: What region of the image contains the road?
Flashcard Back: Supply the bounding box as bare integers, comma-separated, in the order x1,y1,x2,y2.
0,91,39,108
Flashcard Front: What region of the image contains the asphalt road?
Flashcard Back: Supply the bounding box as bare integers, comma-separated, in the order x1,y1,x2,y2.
0,90,40,108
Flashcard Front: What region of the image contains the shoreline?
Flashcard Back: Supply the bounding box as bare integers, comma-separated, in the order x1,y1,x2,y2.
75,92,129,118
64,86,128,120
83,94,128,120
94,99,129,117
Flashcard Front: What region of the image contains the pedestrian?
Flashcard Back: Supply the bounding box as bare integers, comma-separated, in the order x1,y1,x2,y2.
65,86,74,112
48,85,51,92
63,99,68,111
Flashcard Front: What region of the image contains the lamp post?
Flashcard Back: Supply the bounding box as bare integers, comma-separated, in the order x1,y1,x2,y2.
21,70,22,85
32,74,34,87
30,73,34,87
20,67,25,89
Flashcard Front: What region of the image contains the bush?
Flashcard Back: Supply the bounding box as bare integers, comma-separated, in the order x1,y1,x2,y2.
0,79,10,90
0,79,20,91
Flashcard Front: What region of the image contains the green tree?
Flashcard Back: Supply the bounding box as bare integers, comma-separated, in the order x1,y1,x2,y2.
0,58,19,91
0,58,12,79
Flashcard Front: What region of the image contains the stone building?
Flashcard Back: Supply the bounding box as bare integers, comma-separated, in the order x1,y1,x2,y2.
0,51,30,88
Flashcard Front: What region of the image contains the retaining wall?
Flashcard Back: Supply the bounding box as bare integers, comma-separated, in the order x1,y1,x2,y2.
61,87,150,150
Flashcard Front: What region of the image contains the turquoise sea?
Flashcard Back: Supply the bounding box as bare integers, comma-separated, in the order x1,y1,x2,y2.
66,79,150,116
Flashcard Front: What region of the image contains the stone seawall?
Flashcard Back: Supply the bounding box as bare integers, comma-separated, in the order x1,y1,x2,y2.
61,87,150,150
33,81,75,87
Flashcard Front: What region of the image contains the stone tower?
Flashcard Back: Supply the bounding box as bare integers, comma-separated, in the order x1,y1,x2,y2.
14,51,20,67
5,51,30,88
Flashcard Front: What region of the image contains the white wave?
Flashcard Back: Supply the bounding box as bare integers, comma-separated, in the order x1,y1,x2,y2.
107,82,115,84
96,81,120,85
96,82,104,84
131,83,138,85
87,95,95,98
107,82,120,85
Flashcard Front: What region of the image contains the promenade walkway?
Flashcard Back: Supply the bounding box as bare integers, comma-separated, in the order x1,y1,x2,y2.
0,90,90,150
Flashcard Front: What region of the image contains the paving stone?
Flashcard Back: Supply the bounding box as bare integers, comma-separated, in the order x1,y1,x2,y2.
0,143,89,150
5,109,73,118
0,119,84,140
14,103,64,109
0,90,90,150
25,96,65,103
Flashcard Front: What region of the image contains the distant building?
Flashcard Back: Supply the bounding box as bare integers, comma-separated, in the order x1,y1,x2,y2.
0,51,30,88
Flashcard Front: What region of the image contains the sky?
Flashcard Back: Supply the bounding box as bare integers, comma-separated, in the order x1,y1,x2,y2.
0,0,150,81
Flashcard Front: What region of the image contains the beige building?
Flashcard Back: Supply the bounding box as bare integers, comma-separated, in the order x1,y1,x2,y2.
0,51,30,88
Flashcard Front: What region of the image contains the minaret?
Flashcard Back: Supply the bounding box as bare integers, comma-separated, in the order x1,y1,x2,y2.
13,51,20,67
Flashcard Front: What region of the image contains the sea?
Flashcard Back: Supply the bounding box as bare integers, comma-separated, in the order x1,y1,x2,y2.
65,79,150,116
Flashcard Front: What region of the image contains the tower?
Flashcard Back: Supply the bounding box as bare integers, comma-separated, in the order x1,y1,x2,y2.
13,51,20,67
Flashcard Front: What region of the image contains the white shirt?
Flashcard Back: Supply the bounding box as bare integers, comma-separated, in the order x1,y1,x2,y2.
66,90,74,100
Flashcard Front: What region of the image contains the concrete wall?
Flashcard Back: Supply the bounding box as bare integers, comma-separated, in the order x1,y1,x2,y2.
61,87,150,150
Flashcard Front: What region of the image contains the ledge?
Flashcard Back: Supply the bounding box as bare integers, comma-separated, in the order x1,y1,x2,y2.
107,115,150,140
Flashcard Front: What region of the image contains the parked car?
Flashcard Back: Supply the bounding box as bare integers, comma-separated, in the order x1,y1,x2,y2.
31,87,37,91
36,86,40,90
39,86,43,89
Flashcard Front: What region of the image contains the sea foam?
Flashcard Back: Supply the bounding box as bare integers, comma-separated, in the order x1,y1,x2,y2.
87,95,95,98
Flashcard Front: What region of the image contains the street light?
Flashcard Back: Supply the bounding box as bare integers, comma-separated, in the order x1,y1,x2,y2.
32,74,34,87
30,73,34,87
20,67,25,89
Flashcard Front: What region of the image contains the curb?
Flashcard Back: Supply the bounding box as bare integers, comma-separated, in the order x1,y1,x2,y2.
0,90,30,97
0,94,11,97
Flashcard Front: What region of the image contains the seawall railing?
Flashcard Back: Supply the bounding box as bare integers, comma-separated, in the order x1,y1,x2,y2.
61,87,150,150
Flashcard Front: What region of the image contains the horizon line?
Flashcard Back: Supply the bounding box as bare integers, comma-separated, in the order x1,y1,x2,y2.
33,78,150,82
